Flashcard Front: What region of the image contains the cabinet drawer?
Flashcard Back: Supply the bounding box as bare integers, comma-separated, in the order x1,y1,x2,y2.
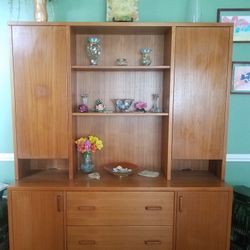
67,226,173,250
67,192,174,225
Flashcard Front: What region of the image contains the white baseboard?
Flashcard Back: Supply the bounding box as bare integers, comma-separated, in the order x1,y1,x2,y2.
0,153,14,161
226,154,250,162
0,153,249,162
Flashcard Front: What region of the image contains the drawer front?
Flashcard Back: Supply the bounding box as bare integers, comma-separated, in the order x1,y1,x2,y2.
67,192,174,226
67,226,173,250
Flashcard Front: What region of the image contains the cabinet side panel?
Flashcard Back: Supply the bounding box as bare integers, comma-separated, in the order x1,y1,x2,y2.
12,26,68,158
173,27,230,159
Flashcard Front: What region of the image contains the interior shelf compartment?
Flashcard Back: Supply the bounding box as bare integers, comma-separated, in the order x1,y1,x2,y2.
16,159,69,179
171,159,224,180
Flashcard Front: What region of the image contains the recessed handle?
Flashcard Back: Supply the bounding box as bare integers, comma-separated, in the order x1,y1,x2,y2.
78,206,96,211
179,196,183,213
56,195,63,212
145,206,162,211
144,240,162,245
78,240,96,245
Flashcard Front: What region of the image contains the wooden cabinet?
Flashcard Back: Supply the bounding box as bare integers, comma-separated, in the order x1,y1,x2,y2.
175,191,232,250
11,25,69,178
8,22,233,250
8,190,64,250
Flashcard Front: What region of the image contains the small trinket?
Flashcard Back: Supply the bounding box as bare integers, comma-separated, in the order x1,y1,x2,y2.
116,58,128,66
134,101,147,112
88,172,101,180
95,99,106,112
138,170,160,178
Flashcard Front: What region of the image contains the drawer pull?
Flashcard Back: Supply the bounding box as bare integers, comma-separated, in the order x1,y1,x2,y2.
78,240,96,245
145,240,162,245
78,206,96,211
179,196,183,213
57,195,62,212
145,206,162,211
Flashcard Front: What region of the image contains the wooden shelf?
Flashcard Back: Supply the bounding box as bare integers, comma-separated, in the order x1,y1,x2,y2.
71,65,170,71
72,112,169,117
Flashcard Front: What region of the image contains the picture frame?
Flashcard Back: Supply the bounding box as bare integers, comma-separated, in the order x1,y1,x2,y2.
231,62,250,94
106,0,139,22
217,8,250,42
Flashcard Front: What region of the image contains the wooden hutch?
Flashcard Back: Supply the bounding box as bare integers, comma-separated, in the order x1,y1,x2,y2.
8,22,233,250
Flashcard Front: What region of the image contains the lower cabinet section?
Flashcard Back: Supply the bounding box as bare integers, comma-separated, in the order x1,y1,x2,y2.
8,190,64,250
175,191,232,250
67,226,173,250
8,189,232,250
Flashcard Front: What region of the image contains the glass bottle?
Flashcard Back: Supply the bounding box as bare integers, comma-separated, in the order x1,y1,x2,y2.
80,152,95,174
78,94,88,113
86,37,101,66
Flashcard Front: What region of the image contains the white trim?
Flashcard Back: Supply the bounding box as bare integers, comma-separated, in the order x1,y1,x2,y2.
226,154,250,162
0,153,249,162
0,153,14,161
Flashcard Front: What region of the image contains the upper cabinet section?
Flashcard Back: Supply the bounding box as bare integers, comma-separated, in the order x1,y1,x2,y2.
11,26,69,159
172,27,231,160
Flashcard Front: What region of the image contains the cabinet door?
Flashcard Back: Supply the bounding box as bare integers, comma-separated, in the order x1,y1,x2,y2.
173,27,231,159
9,191,64,250
12,26,68,158
175,191,232,250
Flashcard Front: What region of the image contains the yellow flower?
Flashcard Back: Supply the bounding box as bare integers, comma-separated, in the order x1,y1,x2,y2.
89,135,97,144
96,139,103,150
75,137,86,144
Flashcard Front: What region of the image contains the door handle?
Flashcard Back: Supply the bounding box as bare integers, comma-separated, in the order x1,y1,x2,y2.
179,196,183,212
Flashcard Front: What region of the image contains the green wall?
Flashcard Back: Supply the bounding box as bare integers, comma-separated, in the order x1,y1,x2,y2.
0,0,249,185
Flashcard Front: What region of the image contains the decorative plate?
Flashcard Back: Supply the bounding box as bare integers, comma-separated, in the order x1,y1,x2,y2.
104,162,139,178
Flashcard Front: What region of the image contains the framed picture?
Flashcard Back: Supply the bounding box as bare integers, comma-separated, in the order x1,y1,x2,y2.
231,62,250,93
217,8,250,42
106,0,139,22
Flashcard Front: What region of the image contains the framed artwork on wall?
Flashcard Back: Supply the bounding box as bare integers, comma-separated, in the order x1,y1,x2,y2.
231,62,250,93
217,8,250,42
106,0,139,22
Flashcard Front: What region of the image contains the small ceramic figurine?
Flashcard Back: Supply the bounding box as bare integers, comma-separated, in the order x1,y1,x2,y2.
95,99,106,112
134,101,147,112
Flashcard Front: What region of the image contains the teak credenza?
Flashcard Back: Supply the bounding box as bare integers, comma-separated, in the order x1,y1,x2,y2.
8,22,233,250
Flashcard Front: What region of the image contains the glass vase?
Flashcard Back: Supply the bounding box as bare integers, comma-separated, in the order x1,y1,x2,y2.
86,37,101,66
78,94,88,113
187,0,202,22
80,152,95,174
140,48,152,66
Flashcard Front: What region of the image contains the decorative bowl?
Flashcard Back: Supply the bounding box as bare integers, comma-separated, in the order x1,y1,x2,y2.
112,99,134,112
103,162,139,178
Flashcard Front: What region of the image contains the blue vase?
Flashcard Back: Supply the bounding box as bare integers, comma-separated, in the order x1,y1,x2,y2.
80,152,95,174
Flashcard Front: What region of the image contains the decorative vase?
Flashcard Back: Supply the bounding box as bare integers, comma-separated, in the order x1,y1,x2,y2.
86,37,101,66
187,0,202,22
80,152,95,174
140,48,152,66
150,94,161,113
78,94,88,113
34,0,48,22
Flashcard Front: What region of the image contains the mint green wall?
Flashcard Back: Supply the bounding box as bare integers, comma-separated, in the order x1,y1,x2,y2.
0,0,249,185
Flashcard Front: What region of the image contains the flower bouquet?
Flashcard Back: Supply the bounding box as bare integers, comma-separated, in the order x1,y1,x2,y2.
75,135,103,173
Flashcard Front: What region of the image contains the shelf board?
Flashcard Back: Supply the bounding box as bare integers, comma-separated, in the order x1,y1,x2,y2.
72,112,169,117
71,65,170,71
